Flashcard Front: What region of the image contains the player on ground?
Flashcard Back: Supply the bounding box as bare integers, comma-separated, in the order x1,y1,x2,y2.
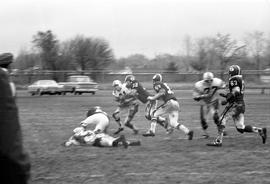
193,72,226,138
63,127,141,148
142,73,194,140
207,65,267,147
80,106,110,134
111,80,139,135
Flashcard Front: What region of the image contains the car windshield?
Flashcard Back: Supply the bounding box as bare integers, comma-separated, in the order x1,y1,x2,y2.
70,77,91,82
37,80,57,85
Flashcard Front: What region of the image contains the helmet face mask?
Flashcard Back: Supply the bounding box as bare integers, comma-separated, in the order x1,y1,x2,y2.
153,74,162,84
124,75,135,83
228,65,241,77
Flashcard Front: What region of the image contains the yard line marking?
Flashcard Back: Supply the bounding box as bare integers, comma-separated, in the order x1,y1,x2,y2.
90,174,105,178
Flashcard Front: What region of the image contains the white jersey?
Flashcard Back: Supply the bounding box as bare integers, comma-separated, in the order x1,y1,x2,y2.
193,77,226,104
73,130,116,146
80,113,110,133
112,83,137,107
112,83,131,98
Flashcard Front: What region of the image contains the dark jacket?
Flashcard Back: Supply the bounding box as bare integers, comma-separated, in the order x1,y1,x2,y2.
0,68,30,184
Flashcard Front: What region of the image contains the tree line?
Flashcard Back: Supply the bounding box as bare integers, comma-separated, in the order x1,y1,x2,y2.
13,30,270,80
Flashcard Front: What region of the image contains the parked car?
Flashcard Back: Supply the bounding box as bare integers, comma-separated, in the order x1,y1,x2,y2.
27,80,63,96
59,75,98,95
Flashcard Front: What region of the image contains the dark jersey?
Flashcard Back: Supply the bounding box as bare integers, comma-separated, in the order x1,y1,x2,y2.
128,80,151,104
228,75,244,103
153,81,177,103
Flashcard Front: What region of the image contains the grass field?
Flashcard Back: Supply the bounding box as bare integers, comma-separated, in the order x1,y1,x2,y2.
17,89,270,184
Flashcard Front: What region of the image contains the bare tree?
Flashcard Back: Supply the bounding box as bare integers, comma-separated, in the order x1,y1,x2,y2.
244,31,267,77
32,30,59,71
213,33,245,79
66,35,115,77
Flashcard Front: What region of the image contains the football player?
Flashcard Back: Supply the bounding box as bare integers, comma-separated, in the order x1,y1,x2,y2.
80,106,110,134
63,127,141,148
124,75,157,122
142,73,194,140
207,65,267,147
111,80,139,135
193,72,226,138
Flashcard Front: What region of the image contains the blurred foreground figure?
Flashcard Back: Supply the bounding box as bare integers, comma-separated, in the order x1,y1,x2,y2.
0,53,31,184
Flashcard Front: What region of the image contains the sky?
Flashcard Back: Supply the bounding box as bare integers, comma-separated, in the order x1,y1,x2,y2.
0,0,270,59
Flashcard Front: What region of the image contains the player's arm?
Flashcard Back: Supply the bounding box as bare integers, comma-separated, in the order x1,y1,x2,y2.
147,88,165,101
193,84,206,101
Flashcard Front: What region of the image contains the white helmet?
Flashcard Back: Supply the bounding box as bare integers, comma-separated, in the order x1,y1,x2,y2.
203,72,214,82
73,127,85,135
112,80,122,88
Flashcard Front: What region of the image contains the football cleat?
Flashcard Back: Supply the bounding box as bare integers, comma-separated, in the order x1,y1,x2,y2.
260,128,267,144
206,140,222,147
166,127,174,135
187,130,194,140
113,127,124,135
142,130,155,137
119,135,129,149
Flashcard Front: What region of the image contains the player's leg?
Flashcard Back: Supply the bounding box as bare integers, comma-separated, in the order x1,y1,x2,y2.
233,105,267,144
112,107,124,134
206,107,232,146
124,103,139,134
169,110,193,140
142,105,168,136
201,105,209,138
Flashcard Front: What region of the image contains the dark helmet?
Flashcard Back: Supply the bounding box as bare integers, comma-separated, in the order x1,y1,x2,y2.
153,73,162,83
124,75,135,83
0,53,13,68
228,65,241,77
86,106,102,117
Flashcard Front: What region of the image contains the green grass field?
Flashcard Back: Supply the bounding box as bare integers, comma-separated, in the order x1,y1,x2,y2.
17,89,270,184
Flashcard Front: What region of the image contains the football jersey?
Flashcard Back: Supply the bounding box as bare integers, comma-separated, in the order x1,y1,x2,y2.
112,83,136,106
112,83,130,98
127,80,151,104
193,77,226,103
153,81,177,103
228,75,244,102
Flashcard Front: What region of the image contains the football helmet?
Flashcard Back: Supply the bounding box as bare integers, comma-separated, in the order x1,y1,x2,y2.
73,127,85,135
228,65,241,77
86,106,102,117
112,80,122,88
124,75,135,83
203,72,214,83
153,73,162,83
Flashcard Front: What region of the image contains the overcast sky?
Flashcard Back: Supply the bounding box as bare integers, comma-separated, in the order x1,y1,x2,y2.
0,0,269,58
